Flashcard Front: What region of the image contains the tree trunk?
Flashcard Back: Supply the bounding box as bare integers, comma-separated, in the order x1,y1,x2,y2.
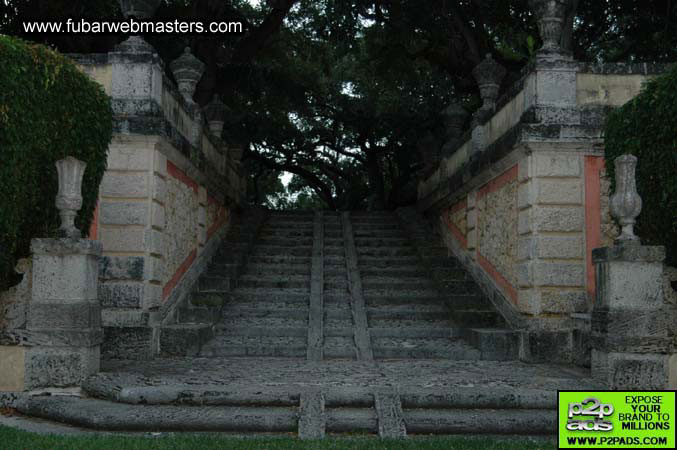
365,151,386,210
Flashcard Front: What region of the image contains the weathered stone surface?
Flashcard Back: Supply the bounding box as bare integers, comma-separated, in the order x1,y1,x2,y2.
0,259,31,332
374,389,406,438
98,282,144,308
102,326,154,360
609,353,669,390
27,303,100,329
534,153,581,177
100,172,148,198
298,388,325,439
99,202,148,226
24,346,99,389
0,346,25,391
99,256,145,281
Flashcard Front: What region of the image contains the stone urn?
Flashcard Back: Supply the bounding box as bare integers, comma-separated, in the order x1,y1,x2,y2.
528,0,569,55
442,102,469,141
610,154,642,243
170,47,206,104
471,54,506,113
204,95,228,136
118,0,162,19
55,157,87,239
116,0,161,53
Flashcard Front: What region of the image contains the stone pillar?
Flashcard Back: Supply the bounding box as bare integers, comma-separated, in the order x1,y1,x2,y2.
591,154,672,389
25,239,103,389
591,244,669,389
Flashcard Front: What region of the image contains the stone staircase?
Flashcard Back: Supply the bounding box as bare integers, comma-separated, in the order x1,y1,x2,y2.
11,209,600,437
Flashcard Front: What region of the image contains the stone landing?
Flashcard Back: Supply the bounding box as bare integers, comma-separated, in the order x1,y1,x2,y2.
12,357,600,437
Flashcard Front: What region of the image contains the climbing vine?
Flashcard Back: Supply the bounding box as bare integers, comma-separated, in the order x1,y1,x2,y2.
604,65,677,265
0,36,112,290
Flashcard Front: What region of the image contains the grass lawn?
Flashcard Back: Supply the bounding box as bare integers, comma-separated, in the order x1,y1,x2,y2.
0,425,556,450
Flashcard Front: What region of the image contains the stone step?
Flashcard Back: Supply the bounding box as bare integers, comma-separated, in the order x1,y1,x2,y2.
247,255,312,264
356,247,416,257
367,303,448,314
372,337,481,360
353,237,410,246
453,310,505,328
246,263,311,276
159,324,214,357
461,328,520,361
356,256,425,266
224,303,309,317
216,323,308,337
323,336,357,359
353,229,406,237
251,245,312,256
237,275,310,290
199,336,307,357
362,288,440,298
14,396,298,432
258,229,314,238
199,275,233,292
368,318,450,329
255,237,314,246
402,408,555,435
369,326,457,339
177,306,220,324
361,277,434,290
229,290,310,304
364,294,442,306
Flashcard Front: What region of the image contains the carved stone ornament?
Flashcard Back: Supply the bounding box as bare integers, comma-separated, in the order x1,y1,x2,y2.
118,0,162,20
610,154,642,243
204,95,228,136
471,54,506,112
442,102,469,140
170,47,206,103
528,0,569,55
55,157,87,239
115,0,161,53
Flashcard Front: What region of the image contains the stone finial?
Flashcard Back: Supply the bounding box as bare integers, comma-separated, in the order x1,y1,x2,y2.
115,0,161,53
118,0,162,19
170,47,206,103
55,157,87,239
528,0,569,56
229,146,244,165
416,132,439,177
204,95,228,136
471,54,506,112
610,154,642,243
441,102,469,140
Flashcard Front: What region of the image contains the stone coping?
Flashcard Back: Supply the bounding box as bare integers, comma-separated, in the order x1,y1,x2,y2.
420,61,670,208
30,238,103,256
67,51,241,205
86,357,600,398
593,244,666,263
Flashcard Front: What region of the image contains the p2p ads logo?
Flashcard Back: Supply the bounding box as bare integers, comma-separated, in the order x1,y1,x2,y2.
558,391,676,449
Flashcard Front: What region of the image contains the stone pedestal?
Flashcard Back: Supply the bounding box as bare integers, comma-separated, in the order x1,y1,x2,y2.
591,243,671,389
25,238,103,389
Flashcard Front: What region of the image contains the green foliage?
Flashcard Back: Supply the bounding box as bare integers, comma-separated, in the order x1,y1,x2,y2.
0,36,112,289
0,425,556,449
604,65,677,264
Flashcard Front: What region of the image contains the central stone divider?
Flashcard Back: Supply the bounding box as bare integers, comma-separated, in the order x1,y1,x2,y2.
341,212,374,360
307,211,325,361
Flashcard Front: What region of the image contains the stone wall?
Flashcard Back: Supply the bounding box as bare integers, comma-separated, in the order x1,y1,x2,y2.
418,60,667,357
72,49,244,359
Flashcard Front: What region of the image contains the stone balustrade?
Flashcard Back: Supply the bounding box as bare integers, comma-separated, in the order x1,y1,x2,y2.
69,46,245,360
418,56,669,363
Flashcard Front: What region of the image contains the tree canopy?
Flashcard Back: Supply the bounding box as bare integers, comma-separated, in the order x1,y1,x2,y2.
2,0,675,210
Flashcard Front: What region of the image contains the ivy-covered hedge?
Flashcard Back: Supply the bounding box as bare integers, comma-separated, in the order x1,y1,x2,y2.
605,65,677,265
0,36,112,290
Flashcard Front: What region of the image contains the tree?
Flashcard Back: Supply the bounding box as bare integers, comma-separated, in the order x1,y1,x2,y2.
2,0,675,210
